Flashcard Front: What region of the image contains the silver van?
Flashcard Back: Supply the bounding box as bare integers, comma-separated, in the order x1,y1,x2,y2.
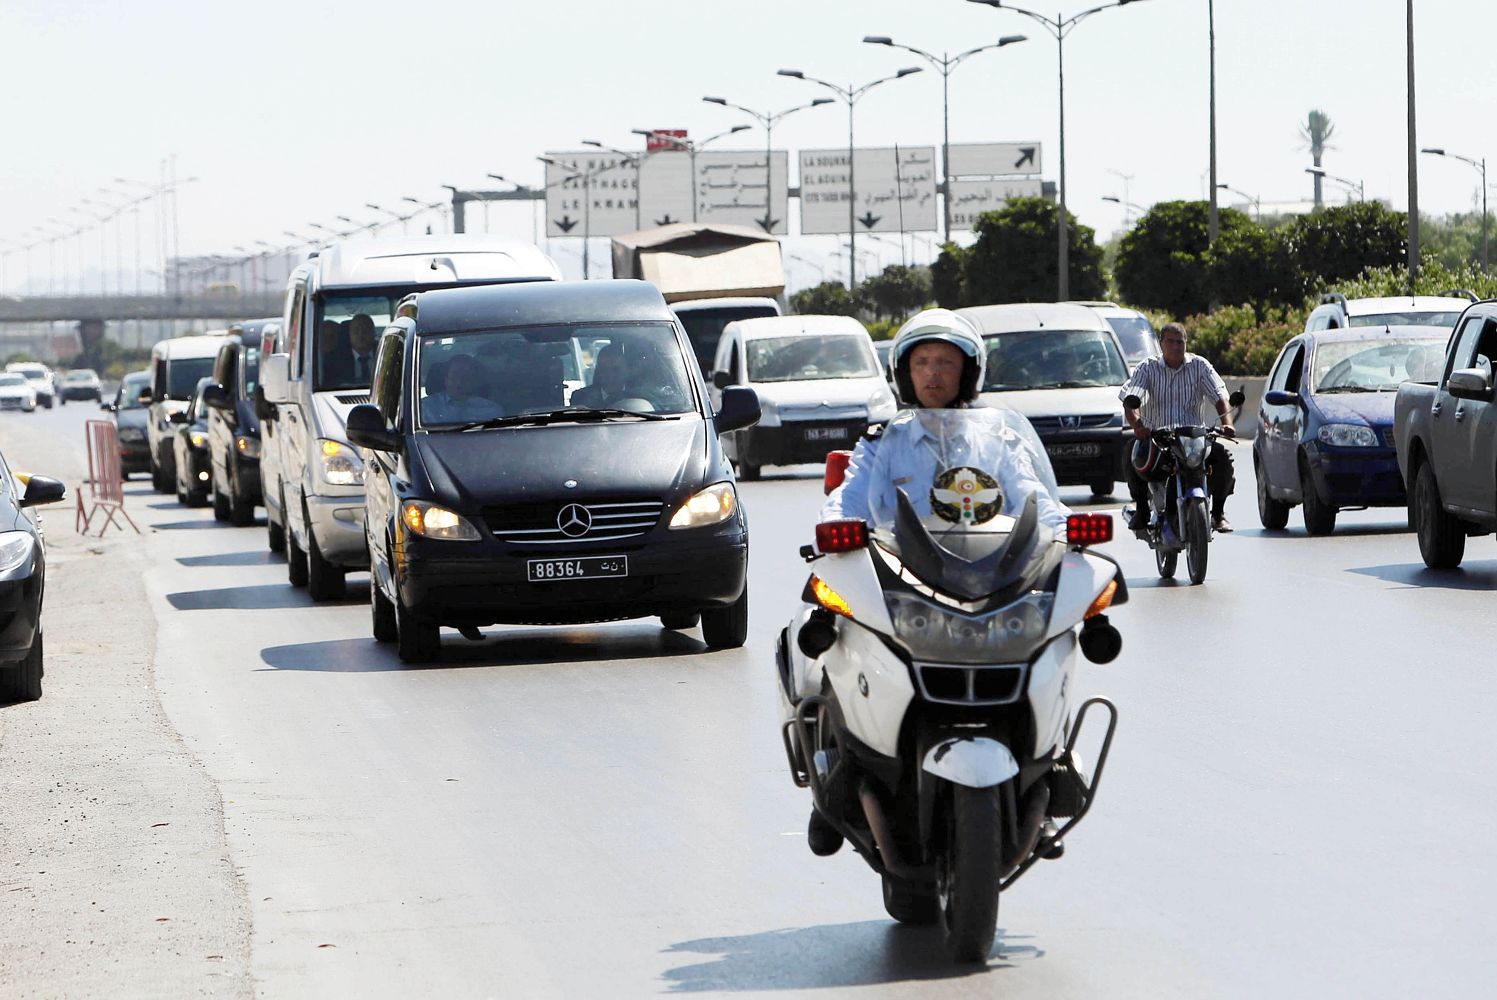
145,332,229,493
259,236,562,600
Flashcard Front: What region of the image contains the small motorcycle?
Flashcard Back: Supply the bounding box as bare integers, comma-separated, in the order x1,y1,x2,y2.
1122,390,1243,586
776,408,1126,962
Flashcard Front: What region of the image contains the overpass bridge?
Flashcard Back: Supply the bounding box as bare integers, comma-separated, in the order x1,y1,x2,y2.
0,292,284,325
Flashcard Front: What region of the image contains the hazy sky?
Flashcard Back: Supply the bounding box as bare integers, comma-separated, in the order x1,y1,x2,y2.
3,0,1492,288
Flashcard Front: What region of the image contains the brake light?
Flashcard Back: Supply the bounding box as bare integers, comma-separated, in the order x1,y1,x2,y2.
1067,513,1113,546
824,450,853,495
815,519,869,553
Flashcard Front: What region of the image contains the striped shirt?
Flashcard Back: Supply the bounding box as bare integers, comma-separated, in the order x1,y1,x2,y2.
1119,353,1229,429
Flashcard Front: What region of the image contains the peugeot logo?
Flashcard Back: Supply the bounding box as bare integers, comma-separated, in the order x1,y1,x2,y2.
1061,415,1081,429
557,503,592,537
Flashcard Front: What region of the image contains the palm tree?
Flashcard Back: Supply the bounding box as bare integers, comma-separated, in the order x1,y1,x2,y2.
1300,110,1337,208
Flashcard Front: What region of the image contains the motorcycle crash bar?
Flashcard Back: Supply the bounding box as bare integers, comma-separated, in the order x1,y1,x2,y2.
814,518,869,553
1066,512,1113,546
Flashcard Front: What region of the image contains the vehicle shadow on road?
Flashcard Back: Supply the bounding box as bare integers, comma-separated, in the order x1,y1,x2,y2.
166,582,364,610
150,519,225,531
176,549,280,567
1346,562,1497,590
659,920,1040,991
1125,577,1186,589
259,623,707,673
1233,523,1411,540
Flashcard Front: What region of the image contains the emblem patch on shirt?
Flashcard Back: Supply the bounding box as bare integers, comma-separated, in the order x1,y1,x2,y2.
930,466,1003,525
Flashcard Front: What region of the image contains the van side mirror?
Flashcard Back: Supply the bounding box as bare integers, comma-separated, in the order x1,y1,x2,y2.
137,388,153,406
712,370,733,390
252,385,275,422
715,386,761,435
168,410,188,425
346,404,402,452
100,401,115,412
19,475,66,508
261,354,291,404
202,382,231,410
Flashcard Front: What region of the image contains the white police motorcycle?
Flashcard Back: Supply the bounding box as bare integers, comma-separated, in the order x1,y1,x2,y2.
776,408,1126,962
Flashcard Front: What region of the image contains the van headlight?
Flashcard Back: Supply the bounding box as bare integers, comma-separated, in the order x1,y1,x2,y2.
188,431,208,449
0,531,35,577
669,482,737,529
401,500,482,541
235,435,261,458
318,438,364,485
1318,423,1378,447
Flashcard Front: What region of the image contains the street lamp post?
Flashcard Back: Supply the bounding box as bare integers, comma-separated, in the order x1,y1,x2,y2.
1421,147,1488,271
776,66,923,289
862,33,1026,244
966,0,1149,299
703,95,835,234
630,125,753,224
1101,194,1147,223
538,155,602,278
1215,183,1260,222
1304,167,1363,203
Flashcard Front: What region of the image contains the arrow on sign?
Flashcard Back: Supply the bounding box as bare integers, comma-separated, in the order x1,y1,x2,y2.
554,216,578,233
857,212,881,229
1014,147,1036,170
756,214,780,233
654,214,680,226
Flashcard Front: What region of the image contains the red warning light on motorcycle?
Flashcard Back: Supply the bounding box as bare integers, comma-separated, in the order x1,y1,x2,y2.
1066,512,1114,546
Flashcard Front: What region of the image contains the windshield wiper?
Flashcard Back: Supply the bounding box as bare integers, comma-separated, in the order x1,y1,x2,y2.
1317,386,1381,394
442,407,673,431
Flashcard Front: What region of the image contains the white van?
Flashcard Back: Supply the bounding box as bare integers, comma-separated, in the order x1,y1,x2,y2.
146,332,229,493
959,302,1131,498
709,314,895,479
259,236,561,600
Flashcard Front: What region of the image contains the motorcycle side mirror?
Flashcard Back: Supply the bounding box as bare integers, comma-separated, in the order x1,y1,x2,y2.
824,450,853,495
1228,389,1246,408
1122,394,1142,410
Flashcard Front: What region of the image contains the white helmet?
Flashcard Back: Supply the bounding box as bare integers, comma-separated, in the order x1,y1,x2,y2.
888,308,986,404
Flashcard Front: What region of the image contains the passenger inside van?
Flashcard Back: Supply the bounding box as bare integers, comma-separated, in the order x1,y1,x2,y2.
422,357,499,424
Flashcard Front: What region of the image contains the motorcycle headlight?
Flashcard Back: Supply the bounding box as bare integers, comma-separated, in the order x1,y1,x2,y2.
401,500,482,541
188,431,208,449
0,531,35,577
1179,436,1208,468
886,590,1054,665
669,482,737,529
235,435,261,458
318,438,364,486
1318,423,1378,447
867,388,897,423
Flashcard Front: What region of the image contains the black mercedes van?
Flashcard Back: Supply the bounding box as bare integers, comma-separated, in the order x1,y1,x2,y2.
346,279,761,663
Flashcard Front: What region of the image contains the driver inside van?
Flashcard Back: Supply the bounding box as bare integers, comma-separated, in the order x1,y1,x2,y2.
422,358,499,424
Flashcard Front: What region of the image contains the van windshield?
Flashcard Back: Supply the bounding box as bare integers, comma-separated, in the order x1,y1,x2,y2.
167,357,216,398
676,304,779,371
981,329,1129,391
746,335,880,382
119,374,150,408
314,292,398,390
416,322,695,428
1103,315,1160,362
243,348,260,396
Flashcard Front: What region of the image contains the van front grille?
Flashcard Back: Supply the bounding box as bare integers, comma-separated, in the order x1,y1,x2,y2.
484,498,665,544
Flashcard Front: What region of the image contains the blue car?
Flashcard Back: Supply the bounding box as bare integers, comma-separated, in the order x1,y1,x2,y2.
1253,325,1450,534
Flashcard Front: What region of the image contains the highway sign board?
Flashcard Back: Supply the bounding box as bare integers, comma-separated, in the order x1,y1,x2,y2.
543,152,640,238
946,142,1043,178
798,146,938,235
948,178,1046,230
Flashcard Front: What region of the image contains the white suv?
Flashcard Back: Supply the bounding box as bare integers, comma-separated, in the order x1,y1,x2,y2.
5,363,55,409
1304,292,1475,332
1070,301,1161,368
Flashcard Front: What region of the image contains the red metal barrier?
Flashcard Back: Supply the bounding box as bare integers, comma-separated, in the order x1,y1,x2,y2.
75,419,139,536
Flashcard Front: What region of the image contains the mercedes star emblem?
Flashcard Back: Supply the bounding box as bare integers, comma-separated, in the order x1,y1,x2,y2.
563,479,578,489
557,503,592,537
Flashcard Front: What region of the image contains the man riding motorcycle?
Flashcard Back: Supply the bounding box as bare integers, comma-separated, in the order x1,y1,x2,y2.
823,309,1070,531
812,308,1070,857
1120,322,1237,532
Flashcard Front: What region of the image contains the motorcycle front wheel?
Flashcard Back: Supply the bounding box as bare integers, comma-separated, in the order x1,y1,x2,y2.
1185,497,1210,585
939,784,1003,962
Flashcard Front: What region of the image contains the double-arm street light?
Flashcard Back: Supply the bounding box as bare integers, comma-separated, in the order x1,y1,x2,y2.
630,125,753,224
1215,183,1260,222
1304,167,1363,204
1421,147,1488,271
539,154,619,278
863,32,1027,243
702,95,834,234
1101,194,1146,226
966,0,1149,299
776,66,923,289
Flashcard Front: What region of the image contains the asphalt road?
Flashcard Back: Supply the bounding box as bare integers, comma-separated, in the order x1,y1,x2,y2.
6,400,1497,998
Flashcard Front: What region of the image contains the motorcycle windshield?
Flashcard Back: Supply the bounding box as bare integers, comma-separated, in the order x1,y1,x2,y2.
869,409,1063,603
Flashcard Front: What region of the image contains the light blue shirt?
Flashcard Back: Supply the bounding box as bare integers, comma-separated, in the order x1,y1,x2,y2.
821,409,1070,530
422,393,501,425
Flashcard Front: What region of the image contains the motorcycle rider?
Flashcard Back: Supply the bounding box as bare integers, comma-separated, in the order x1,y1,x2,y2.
823,309,1070,531
1120,322,1236,532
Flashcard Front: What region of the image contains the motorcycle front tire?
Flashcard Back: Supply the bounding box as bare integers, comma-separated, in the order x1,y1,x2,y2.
940,784,1003,963
1185,497,1210,585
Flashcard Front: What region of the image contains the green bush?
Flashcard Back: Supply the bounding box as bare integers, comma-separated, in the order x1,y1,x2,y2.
865,318,900,340
1328,259,1497,300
